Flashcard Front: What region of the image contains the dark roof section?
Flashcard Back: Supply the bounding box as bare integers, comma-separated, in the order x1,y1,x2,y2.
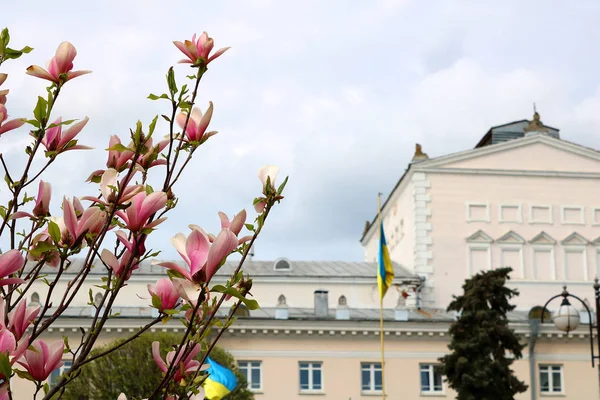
29,259,418,280
475,119,560,148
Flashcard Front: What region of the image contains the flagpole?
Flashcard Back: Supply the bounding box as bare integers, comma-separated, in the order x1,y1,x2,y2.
377,192,386,400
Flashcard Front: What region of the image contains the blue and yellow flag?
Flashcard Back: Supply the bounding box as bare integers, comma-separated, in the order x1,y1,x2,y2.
378,222,395,299
202,356,238,400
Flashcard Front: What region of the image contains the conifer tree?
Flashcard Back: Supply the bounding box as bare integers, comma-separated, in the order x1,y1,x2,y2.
439,267,528,400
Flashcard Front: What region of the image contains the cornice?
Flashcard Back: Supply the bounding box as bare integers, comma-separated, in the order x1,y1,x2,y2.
32,316,594,341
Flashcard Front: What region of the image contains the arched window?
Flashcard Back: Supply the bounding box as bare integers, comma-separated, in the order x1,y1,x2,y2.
94,293,103,307
338,295,347,306
528,306,551,322
277,294,287,306
31,292,40,305
234,304,250,317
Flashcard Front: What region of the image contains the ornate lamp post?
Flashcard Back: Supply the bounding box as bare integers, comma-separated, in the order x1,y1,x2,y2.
542,279,600,393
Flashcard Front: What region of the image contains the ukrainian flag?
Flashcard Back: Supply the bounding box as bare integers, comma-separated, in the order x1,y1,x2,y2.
378,222,395,299
202,356,238,400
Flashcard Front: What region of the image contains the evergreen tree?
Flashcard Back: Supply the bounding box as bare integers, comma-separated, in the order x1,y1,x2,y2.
61,332,254,400
439,267,528,400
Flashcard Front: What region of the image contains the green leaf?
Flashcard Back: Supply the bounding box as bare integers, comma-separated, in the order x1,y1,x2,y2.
210,285,260,310
14,369,34,381
48,220,61,243
33,96,48,123
148,115,158,136
0,352,11,379
151,293,162,310
105,143,130,153
244,223,255,232
167,67,177,95
161,114,171,122
25,119,40,128
147,93,169,100
47,119,76,129
277,176,289,196
29,241,57,258
1,28,9,48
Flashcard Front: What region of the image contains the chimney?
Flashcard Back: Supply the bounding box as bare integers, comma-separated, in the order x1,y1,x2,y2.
314,290,329,318
275,294,289,320
336,295,350,320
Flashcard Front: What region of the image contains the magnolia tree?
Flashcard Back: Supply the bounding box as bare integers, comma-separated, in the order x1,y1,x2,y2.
0,28,286,400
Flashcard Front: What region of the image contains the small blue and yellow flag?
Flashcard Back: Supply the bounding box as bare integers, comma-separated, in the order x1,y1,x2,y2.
378,222,395,299
202,356,238,400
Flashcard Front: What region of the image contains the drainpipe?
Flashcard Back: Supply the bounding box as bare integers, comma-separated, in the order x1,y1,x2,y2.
528,319,540,400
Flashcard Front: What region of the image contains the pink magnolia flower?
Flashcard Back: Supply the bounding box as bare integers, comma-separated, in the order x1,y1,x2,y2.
136,137,169,170
152,341,202,383
219,210,252,245
114,230,147,256
176,103,217,143
41,117,91,154
0,383,8,400
0,103,25,136
26,42,91,84
0,250,25,286
82,169,143,206
148,278,180,311
9,180,52,220
27,232,60,267
32,180,51,217
17,340,64,381
173,32,230,65
258,165,279,192
107,135,134,170
156,227,238,284
100,249,140,281
62,198,108,246
8,299,40,341
115,191,167,232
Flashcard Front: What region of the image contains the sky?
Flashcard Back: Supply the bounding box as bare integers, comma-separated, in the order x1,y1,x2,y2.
3,1,600,262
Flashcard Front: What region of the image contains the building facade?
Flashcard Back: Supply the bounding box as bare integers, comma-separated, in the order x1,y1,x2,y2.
11,113,600,399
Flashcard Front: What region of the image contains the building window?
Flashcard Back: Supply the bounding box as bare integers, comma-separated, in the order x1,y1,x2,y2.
530,205,553,224
49,360,72,387
238,361,261,391
361,362,382,393
540,365,563,394
466,202,490,222
561,206,584,225
299,362,322,392
420,364,443,394
499,204,522,223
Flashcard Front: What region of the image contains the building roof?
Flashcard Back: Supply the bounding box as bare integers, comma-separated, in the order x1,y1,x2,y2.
43,305,535,324
474,118,560,148
30,259,418,280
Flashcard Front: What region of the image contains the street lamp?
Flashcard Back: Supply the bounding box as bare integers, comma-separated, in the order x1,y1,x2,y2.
542,279,600,392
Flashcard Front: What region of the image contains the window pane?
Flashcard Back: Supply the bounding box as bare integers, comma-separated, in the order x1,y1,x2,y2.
433,368,443,391
552,371,561,392
540,372,549,392
374,369,382,390
362,369,371,391
300,369,309,390
312,368,322,389
251,368,261,388
421,370,431,391
239,366,248,380
299,363,309,369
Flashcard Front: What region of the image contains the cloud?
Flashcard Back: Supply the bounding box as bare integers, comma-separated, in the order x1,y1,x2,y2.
2,1,600,262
